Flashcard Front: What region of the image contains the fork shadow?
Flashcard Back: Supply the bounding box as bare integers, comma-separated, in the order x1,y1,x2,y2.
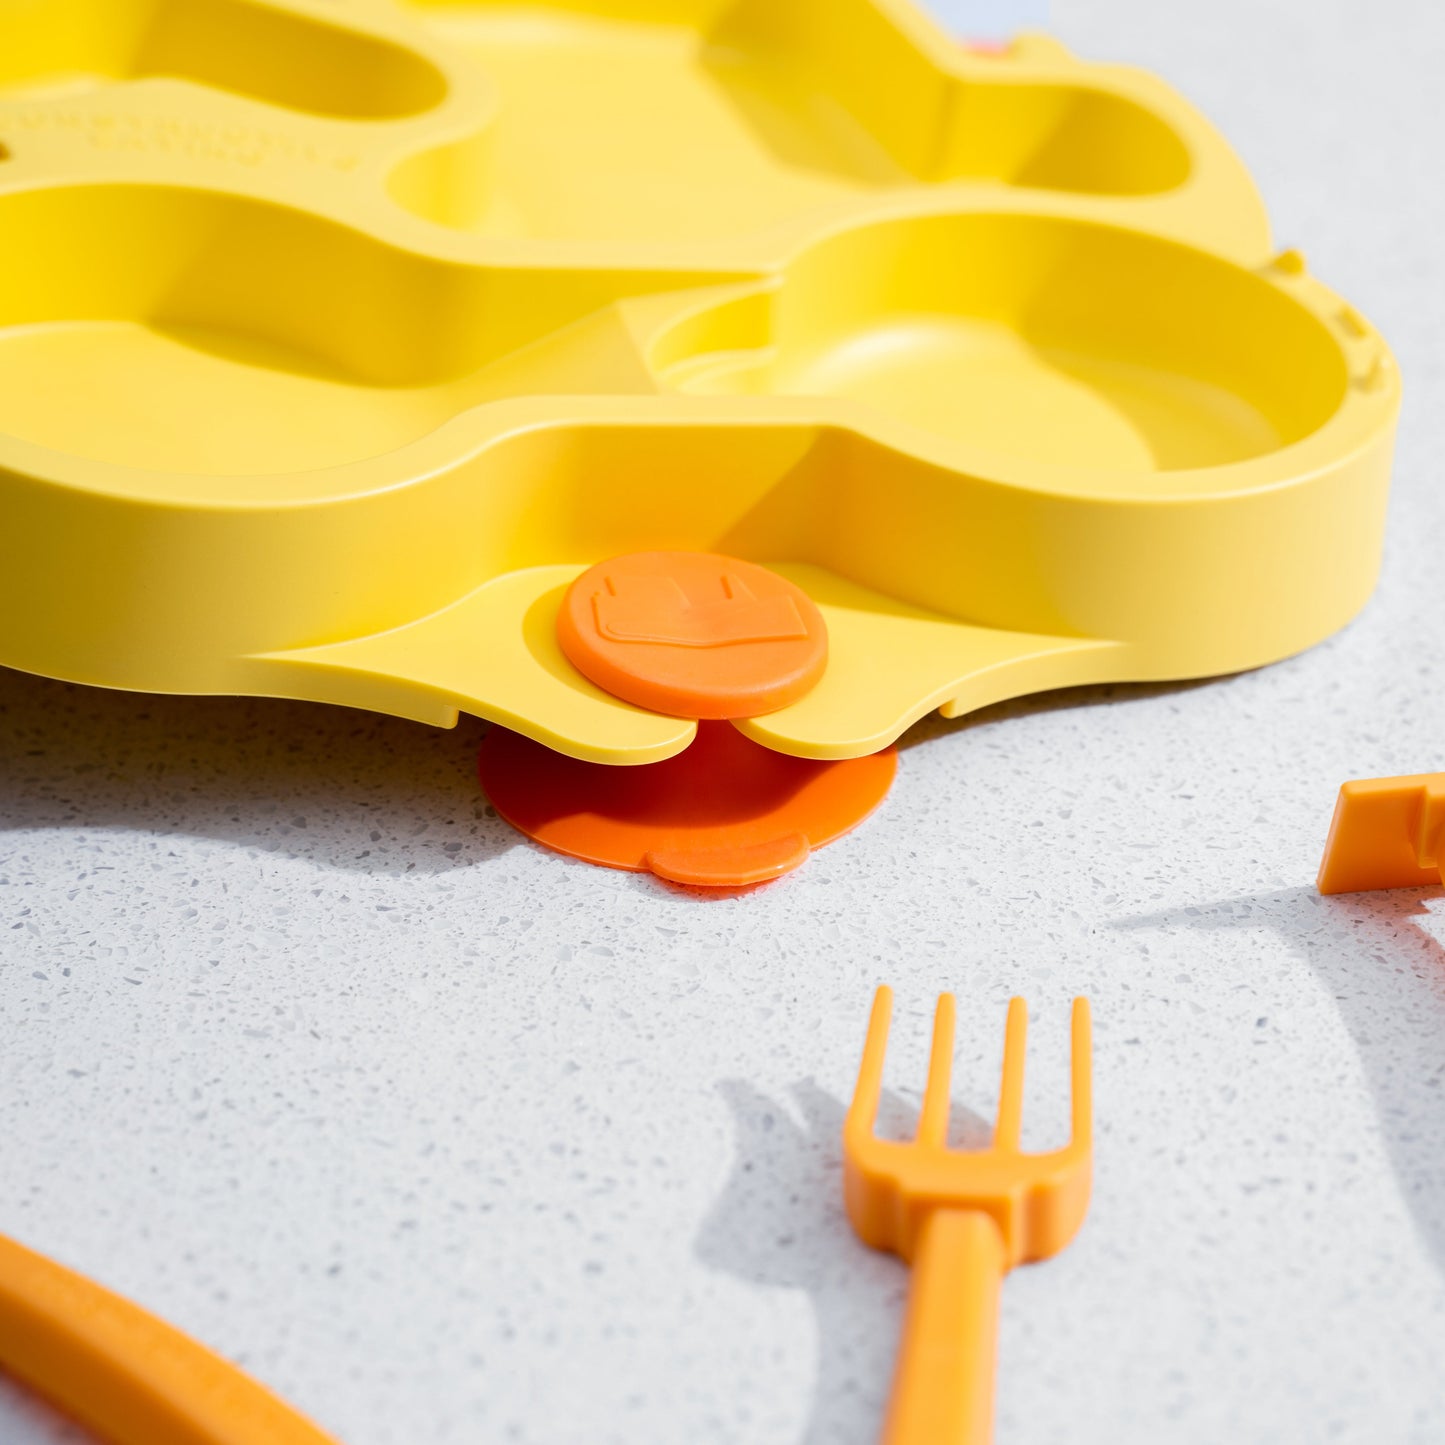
695,1078,901,1445
695,1078,998,1445
1119,884,1445,1270
0,665,516,877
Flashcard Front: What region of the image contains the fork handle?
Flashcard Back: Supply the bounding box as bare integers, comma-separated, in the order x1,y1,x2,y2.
0,1231,337,1445
882,1208,1006,1445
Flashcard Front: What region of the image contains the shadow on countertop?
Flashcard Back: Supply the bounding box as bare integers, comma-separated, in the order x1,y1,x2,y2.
695,1078,902,1445
1119,884,1445,1272
0,664,516,877
898,677,1216,752
0,665,1223,888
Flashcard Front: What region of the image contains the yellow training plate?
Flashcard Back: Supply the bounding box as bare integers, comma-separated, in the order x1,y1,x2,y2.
0,0,1400,763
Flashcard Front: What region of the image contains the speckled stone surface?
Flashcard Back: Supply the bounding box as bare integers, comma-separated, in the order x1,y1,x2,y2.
3,1,1444,1440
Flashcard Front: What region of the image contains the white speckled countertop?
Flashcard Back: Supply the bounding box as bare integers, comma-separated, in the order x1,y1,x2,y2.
3,1,1444,1441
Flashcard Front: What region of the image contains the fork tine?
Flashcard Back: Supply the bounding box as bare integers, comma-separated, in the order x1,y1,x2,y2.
993,996,1027,1149
916,993,956,1147
1070,996,1093,1150
849,985,893,1133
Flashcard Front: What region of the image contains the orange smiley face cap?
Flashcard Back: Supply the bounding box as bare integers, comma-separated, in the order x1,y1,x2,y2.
556,551,828,720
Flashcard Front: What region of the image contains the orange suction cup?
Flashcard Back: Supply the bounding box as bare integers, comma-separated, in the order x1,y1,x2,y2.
479,722,896,887
556,551,828,720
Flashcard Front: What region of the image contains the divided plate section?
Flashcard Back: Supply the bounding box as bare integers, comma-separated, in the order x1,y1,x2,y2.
390,0,1195,241
0,0,1271,270
0,184,727,477
652,212,1354,474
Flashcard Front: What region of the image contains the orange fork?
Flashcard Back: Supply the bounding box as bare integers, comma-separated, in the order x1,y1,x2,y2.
844,989,1093,1445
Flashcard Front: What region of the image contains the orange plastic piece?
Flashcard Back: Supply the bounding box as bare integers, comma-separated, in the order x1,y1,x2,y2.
556,552,828,720
0,1230,336,1445
844,989,1092,1445
1317,773,1445,894
478,720,894,887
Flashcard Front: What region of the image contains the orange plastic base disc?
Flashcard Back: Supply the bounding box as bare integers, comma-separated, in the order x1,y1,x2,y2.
479,722,896,887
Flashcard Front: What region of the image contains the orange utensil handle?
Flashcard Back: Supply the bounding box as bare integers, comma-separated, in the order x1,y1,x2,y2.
882,1209,1007,1445
0,1232,338,1445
